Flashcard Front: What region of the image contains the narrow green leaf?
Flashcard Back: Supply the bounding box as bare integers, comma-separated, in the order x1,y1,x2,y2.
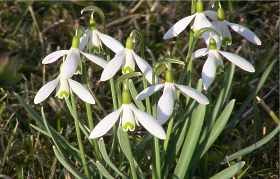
53,146,86,179
174,105,206,178
200,100,236,157
210,161,245,179
95,161,115,179
225,126,280,162
128,79,145,111
98,138,127,178
229,59,276,128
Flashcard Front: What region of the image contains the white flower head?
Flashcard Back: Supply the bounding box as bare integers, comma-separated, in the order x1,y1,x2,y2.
136,70,209,124
89,103,166,140
99,36,156,84
192,38,255,90
42,36,107,79
163,1,214,40
206,7,261,46
34,63,95,104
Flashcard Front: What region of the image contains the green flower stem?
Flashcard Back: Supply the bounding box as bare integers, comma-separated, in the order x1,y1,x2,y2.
65,96,90,178
163,117,174,151
85,102,102,160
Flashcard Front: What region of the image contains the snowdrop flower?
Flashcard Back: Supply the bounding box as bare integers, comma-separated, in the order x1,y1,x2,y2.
136,69,209,124
100,36,155,84
192,38,255,90
163,1,214,40
207,7,261,46
79,17,118,51
89,89,166,139
34,62,95,104
42,36,107,79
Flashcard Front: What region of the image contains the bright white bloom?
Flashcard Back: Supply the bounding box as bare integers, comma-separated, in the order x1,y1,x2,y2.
42,36,107,79
192,40,255,90
207,9,261,46
34,63,95,104
163,5,214,40
100,37,155,84
89,103,166,140
136,82,209,124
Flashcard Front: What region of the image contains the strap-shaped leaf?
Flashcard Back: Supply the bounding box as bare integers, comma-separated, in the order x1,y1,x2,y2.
200,99,236,157
209,161,245,179
53,146,86,179
95,161,115,179
173,105,206,178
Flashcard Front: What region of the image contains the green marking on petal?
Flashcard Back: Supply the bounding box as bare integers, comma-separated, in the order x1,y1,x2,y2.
122,121,135,132
56,90,69,99
209,38,217,50
122,66,134,74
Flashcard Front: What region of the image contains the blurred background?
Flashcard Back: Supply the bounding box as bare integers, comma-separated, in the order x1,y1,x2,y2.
0,1,279,178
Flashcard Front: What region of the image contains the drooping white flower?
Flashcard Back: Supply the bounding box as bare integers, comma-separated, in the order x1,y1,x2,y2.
206,7,261,46
42,36,107,79
34,63,95,104
192,39,255,90
163,2,214,40
136,71,209,124
89,103,166,140
99,36,155,84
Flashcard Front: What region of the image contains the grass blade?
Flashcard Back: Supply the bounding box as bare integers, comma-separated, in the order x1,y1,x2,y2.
95,161,115,179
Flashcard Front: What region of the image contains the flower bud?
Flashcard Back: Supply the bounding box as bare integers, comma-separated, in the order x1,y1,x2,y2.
217,7,225,21
71,36,80,48
196,1,204,13
165,69,174,83
125,37,134,49
122,88,132,104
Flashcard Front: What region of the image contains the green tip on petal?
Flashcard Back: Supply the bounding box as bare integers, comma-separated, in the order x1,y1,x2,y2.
222,37,232,47
217,7,225,21
196,1,204,12
209,38,217,50
71,36,80,48
122,121,135,132
125,37,134,49
56,90,70,99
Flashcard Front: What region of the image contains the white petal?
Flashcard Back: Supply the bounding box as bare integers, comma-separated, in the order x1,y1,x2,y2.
68,79,95,104
100,51,125,81
192,48,208,59
60,48,80,79
79,30,90,51
89,109,121,139
227,22,261,45
130,105,166,140
192,13,212,31
132,51,155,84
42,50,69,64
202,52,217,90
214,21,231,40
98,32,124,53
163,14,196,40
157,83,175,125
219,51,255,72
204,10,217,21
135,84,164,101
80,51,107,68
175,84,209,104
91,30,102,48
34,78,59,104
